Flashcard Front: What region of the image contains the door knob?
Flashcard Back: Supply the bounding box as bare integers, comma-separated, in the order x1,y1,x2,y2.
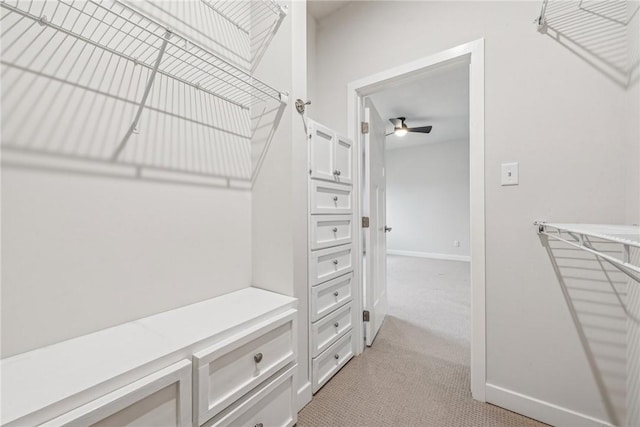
384,226,392,233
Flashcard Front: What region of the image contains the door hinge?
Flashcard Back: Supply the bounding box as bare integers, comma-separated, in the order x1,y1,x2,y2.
361,122,369,134
362,216,370,228
363,310,370,322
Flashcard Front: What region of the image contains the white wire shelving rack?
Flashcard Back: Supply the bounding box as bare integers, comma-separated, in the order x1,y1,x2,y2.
536,222,640,277
201,0,287,72
0,0,288,186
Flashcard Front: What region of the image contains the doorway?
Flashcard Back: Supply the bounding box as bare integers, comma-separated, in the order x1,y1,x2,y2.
347,39,486,401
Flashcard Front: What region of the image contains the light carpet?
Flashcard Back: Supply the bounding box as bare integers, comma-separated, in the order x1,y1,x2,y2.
298,255,547,427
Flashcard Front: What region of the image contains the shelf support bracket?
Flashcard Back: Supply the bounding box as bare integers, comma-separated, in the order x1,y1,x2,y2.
112,29,172,161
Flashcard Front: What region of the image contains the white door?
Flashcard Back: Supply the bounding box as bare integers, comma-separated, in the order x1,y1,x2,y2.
363,98,388,346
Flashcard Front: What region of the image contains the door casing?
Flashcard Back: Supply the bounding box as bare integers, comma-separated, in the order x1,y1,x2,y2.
346,39,486,402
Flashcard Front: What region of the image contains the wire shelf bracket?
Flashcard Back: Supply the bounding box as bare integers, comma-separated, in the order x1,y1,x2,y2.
536,221,640,278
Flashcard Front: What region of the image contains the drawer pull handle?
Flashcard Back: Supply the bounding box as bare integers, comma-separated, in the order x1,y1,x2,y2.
333,170,341,176
255,424,264,427
254,353,263,363
333,259,338,265
332,227,338,233
334,322,339,328
334,354,340,360
334,291,339,297
333,196,338,202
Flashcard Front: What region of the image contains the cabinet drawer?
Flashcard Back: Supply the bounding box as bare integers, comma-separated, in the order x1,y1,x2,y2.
193,310,296,425
309,244,354,286
311,272,353,321
312,332,354,393
203,365,296,427
42,360,192,427
310,215,353,250
311,303,352,358
310,181,352,215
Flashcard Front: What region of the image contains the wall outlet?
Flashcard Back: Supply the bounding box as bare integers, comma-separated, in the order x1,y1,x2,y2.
454,240,460,247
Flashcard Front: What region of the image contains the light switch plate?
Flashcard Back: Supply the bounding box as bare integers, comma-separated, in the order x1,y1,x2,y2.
501,162,519,186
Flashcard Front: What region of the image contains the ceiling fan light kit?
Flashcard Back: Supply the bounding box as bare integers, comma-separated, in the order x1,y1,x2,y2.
387,117,433,137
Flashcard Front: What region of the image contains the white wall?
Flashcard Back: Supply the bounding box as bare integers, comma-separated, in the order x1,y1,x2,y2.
307,13,318,105
312,1,635,425
1,153,252,359
626,2,640,426
0,2,286,359
386,140,470,259
252,1,312,407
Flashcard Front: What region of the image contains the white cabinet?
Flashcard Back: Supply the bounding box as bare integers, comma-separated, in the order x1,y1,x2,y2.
310,215,353,250
310,180,353,215
309,244,354,286
1,288,298,427
311,332,354,393
307,119,356,395
310,273,354,322
310,303,352,357
309,122,353,185
42,361,192,427
202,365,296,427
334,135,353,185
193,310,296,425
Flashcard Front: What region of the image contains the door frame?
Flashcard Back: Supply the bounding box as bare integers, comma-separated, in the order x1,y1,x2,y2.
346,39,486,401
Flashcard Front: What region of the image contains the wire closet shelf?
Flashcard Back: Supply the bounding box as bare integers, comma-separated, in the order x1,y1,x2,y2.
0,0,288,186
536,222,640,277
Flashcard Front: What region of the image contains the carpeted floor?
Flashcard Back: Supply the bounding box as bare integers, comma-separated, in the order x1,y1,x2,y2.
298,255,547,427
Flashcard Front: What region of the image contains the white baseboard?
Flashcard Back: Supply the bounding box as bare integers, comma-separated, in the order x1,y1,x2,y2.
486,383,612,427
387,249,471,262
296,381,312,412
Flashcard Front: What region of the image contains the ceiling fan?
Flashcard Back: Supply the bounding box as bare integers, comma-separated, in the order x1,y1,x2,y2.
386,117,432,137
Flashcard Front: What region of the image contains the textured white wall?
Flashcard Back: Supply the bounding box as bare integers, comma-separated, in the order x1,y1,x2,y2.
386,140,470,258
311,1,633,424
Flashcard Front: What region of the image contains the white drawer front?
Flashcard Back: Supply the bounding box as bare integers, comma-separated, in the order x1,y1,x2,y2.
311,303,352,358
312,332,354,393
42,360,192,427
310,215,353,250
311,272,353,321
309,244,354,286
310,181,353,215
193,310,296,425
203,365,296,427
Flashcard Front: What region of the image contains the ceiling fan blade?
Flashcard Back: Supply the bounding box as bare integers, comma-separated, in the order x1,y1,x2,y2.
389,118,402,127
407,126,433,134
385,132,395,137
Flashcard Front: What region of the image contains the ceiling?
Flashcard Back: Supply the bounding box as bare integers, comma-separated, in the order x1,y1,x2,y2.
307,1,352,20
368,62,470,151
